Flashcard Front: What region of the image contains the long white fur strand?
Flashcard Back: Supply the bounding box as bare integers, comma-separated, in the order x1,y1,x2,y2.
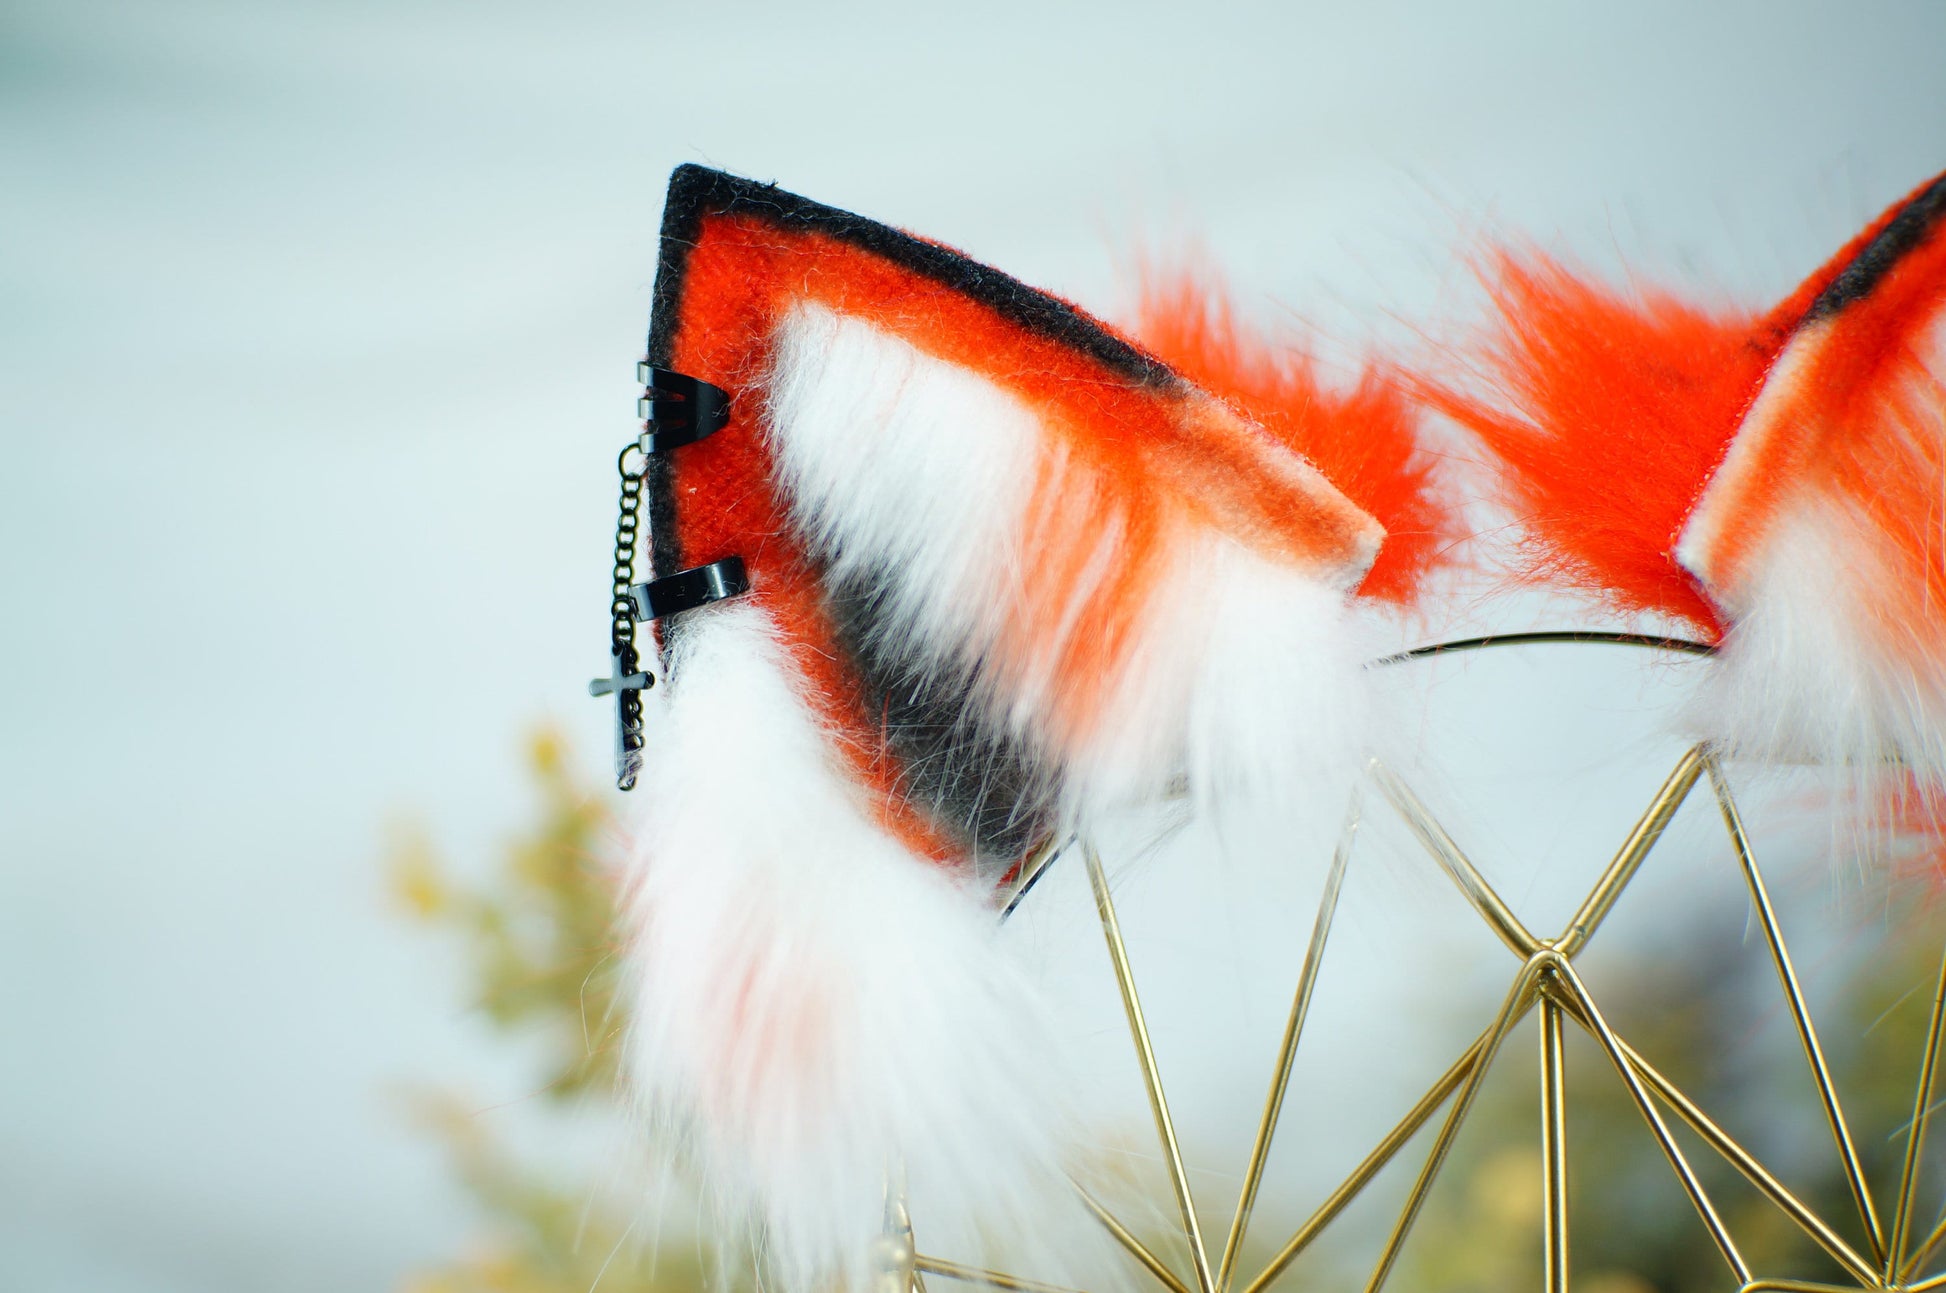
621,601,1086,1290
1691,488,1946,777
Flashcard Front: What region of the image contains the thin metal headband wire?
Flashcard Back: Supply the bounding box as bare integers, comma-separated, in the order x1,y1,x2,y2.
911,633,1946,1293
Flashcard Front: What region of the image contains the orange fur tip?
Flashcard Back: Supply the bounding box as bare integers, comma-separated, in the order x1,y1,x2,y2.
1424,251,1783,637
1128,265,1460,605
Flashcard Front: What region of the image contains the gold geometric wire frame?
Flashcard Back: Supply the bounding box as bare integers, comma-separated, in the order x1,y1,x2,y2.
871,635,1946,1293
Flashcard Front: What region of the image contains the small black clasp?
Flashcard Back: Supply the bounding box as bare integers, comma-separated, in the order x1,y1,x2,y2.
628,557,750,621
636,366,731,453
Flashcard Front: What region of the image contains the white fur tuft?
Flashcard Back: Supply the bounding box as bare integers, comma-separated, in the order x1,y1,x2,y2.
765,301,1040,650
1691,498,1946,776
621,602,1092,1290
1076,529,1372,818
763,300,1375,830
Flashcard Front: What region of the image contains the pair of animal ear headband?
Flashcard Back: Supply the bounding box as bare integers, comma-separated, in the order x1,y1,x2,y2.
606,165,1946,828
600,163,1946,1288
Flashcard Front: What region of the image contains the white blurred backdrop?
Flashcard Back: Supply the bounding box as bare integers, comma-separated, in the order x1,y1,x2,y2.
4,2,1945,1289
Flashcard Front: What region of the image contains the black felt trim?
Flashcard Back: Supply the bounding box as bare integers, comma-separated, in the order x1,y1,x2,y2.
649,163,1175,386
1805,170,1946,322
641,171,710,588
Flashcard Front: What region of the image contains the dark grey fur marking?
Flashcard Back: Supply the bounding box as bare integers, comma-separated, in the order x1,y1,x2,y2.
819,565,1059,879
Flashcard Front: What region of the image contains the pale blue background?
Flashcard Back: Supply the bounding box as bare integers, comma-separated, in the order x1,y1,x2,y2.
5,2,1945,1288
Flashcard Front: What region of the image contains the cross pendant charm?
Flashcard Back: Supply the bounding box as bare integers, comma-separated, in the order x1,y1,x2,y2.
588,646,654,790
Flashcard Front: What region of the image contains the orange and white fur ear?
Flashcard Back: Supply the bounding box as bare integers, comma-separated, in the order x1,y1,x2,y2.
1676,171,1946,776
1435,170,1946,820
619,166,1456,1292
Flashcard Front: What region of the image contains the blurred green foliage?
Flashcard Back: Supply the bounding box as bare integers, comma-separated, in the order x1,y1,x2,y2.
391,729,621,1100
389,729,734,1293
395,1088,715,1293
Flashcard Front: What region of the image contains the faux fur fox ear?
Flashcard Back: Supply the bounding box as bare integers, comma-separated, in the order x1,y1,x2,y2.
645,167,1391,847
1677,171,1946,768
622,165,1414,1289
1435,170,1946,775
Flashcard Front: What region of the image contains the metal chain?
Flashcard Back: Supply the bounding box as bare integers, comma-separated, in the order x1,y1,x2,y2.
609,442,647,734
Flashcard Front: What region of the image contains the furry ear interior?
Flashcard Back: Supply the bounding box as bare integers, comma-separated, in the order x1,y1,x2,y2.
760,295,1384,821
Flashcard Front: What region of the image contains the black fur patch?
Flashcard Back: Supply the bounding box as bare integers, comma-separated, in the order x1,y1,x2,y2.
820,568,1059,878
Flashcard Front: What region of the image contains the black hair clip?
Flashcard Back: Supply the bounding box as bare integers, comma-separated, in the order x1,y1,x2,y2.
637,366,731,453
628,557,750,621
594,367,741,791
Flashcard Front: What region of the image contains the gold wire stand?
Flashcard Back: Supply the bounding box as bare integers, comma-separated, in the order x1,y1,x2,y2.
876,637,1946,1293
